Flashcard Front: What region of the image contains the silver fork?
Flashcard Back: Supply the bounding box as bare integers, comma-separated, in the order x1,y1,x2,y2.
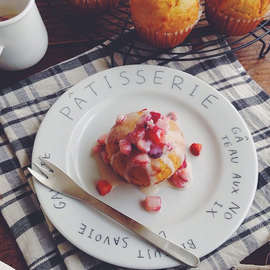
28,159,200,268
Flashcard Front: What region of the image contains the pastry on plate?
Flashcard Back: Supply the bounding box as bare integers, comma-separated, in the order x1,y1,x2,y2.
95,109,187,187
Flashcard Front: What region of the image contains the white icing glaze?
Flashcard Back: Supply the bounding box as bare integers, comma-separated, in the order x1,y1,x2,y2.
145,161,157,186
106,110,187,187
166,127,186,164
160,154,175,174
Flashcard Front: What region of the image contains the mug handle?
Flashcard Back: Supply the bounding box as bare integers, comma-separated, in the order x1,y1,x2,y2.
0,45,4,56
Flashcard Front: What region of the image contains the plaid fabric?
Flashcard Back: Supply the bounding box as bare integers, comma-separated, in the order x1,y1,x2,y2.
0,36,270,270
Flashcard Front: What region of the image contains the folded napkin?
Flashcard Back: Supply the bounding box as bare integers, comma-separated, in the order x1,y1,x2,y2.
0,32,270,270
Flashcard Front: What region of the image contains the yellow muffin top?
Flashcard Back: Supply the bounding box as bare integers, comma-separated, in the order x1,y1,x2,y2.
206,0,270,19
130,0,200,32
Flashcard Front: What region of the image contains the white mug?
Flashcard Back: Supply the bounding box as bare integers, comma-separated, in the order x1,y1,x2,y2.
0,0,48,71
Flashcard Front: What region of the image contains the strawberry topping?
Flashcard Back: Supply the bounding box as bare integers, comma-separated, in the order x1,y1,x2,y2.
96,180,112,196
137,139,151,153
168,168,189,188
137,113,152,127
116,114,127,125
100,151,110,164
92,144,103,154
165,143,173,151
148,144,163,159
119,139,132,155
128,127,145,144
120,111,170,159
97,134,107,145
179,158,187,170
156,118,168,131
146,126,165,146
150,111,161,123
142,196,161,212
190,143,202,156
102,110,177,166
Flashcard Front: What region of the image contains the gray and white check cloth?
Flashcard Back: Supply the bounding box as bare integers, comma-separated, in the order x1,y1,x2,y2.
0,35,270,270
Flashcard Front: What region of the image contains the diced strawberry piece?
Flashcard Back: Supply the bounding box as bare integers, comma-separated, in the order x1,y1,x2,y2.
100,151,110,164
135,127,146,140
92,144,104,154
169,175,185,188
166,112,177,121
165,143,173,151
156,118,168,131
150,111,161,123
148,144,163,159
169,174,186,188
146,126,165,145
190,143,202,156
139,108,148,113
132,154,149,166
128,127,145,144
116,114,127,125
137,113,152,127
177,168,189,181
96,180,112,196
137,139,151,153
142,196,161,212
97,134,107,145
169,168,189,188
179,158,187,170
119,139,132,155
146,119,155,129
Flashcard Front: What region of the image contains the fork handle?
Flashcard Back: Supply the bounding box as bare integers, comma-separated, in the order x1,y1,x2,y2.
29,166,200,268
81,193,200,267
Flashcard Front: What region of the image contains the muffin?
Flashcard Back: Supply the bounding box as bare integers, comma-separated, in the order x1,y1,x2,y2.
130,0,201,49
205,0,270,36
68,0,120,13
94,109,187,187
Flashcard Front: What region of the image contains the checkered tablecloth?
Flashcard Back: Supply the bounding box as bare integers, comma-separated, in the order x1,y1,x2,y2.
0,37,270,270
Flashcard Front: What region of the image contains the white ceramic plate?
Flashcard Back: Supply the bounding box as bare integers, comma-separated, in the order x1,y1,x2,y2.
32,65,258,269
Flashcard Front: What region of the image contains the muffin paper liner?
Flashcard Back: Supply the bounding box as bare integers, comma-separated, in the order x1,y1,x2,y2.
205,4,267,36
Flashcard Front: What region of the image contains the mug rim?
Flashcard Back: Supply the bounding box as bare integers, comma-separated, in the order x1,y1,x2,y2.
0,0,35,27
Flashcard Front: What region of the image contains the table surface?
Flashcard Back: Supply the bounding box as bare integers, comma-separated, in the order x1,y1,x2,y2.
0,0,270,269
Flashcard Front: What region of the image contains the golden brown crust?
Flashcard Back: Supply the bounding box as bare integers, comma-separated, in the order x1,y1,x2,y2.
111,152,129,177
206,0,270,19
106,113,140,159
127,166,151,186
130,0,200,33
206,0,270,35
